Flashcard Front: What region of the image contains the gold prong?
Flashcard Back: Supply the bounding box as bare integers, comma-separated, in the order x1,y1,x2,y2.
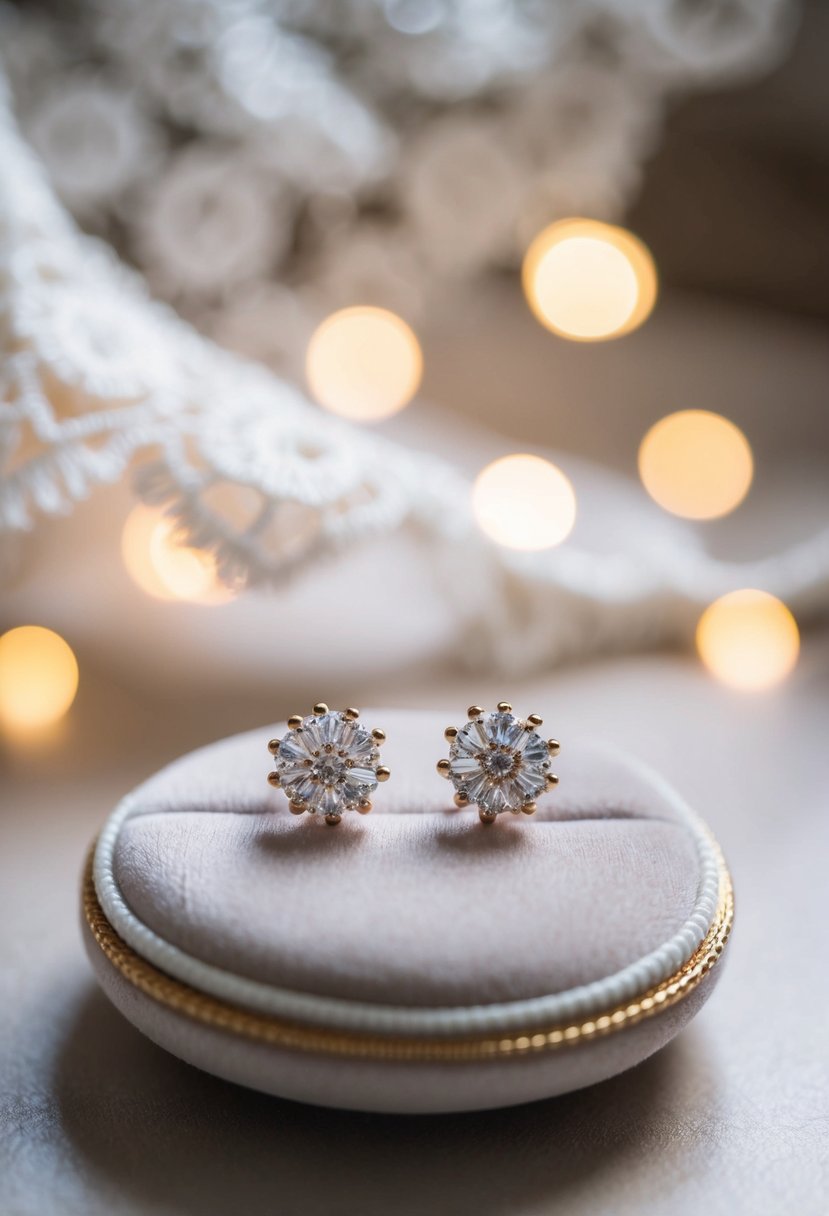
454,792,469,808
376,765,391,782
371,727,385,743
522,802,536,815
444,725,458,741
358,799,372,814
527,713,543,728
344,707,360,721
497,701,512,712
436,759,451,777
479,808,497,824
289,800,305,815
467,705,484,719
267,738,280,754
324,814,342,826
267,770,280,786
547,739,560,756
313,703,329,716
287,715,302,729
546,772,559,788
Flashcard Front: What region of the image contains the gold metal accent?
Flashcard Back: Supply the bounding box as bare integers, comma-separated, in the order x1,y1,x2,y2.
267,738,280,755
267,771,280,787
376,766,391,783
357,799,372,814
546,772,559,788
289,801,305,815
444,726,458,741
371,728,385,743
344,707,360,721
82,842,733,1063
436,759,451,777
454,792,469,808
479,809,497,824
522,802,536,815
496,701,512,712
324,814,341,826
313,703,329,716
467,705,483,719
547,739,560,756
527,713,543,727
287,715,303,729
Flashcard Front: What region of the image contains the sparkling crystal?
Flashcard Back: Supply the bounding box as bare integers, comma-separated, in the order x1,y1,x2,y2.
277,732,310,763
482,749,515,777
447,709,551,816
312,755,347,786
275,710,381,817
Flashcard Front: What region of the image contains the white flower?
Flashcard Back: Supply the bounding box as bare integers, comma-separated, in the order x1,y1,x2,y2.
25,77,157,215
402,118,525,273
13,272,179,402
134,146,291,298
641,0,791,79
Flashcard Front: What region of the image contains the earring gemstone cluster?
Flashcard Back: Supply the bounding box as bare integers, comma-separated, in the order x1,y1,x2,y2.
437,703,559,824
267,704,389,825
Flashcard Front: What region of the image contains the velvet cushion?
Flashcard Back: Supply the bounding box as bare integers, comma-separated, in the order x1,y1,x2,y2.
85,710,730,1113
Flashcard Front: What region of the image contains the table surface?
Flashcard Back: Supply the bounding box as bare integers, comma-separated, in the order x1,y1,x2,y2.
2,639,828,1216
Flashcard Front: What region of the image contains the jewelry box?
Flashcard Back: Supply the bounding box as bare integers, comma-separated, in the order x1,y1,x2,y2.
83,709,732,1114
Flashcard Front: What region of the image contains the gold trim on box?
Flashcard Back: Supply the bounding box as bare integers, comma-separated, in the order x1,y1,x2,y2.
82,845,733,1063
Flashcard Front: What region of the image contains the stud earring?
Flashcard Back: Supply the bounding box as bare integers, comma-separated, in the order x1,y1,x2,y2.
267,704,390,825
437,702,559,824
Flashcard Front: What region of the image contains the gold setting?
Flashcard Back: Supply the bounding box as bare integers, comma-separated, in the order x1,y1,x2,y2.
267,704,389,824
438,702,559,822
82,842,733,1062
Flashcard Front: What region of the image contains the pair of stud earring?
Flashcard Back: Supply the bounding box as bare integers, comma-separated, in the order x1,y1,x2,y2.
267,702,559,826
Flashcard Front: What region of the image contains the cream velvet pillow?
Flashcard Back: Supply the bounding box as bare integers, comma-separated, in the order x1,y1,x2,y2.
84,710,732,1113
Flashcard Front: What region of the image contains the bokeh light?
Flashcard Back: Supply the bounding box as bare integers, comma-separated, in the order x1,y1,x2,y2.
306,305,423,421
522,218,657,341
121,505,234,604
0,625,79,730
696,589,799,691
472,454,576,551
638,409,753,520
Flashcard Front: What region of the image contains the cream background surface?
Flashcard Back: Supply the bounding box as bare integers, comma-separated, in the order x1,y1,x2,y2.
2,641,827,1213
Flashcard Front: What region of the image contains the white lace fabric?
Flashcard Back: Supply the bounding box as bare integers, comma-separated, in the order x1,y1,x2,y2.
4,0,828,673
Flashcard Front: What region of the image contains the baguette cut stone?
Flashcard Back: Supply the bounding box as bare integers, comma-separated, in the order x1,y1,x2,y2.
447,710,551,816
274,711,379,816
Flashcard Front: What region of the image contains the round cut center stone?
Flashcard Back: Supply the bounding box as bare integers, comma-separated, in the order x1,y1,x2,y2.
312,755,346,786
484,749,515,777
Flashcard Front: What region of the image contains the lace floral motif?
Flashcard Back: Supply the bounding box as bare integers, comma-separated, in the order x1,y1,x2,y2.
4,3,827,674
1,0,793,357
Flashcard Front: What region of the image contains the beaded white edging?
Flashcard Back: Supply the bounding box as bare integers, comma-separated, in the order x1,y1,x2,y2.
93,763,722,1039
